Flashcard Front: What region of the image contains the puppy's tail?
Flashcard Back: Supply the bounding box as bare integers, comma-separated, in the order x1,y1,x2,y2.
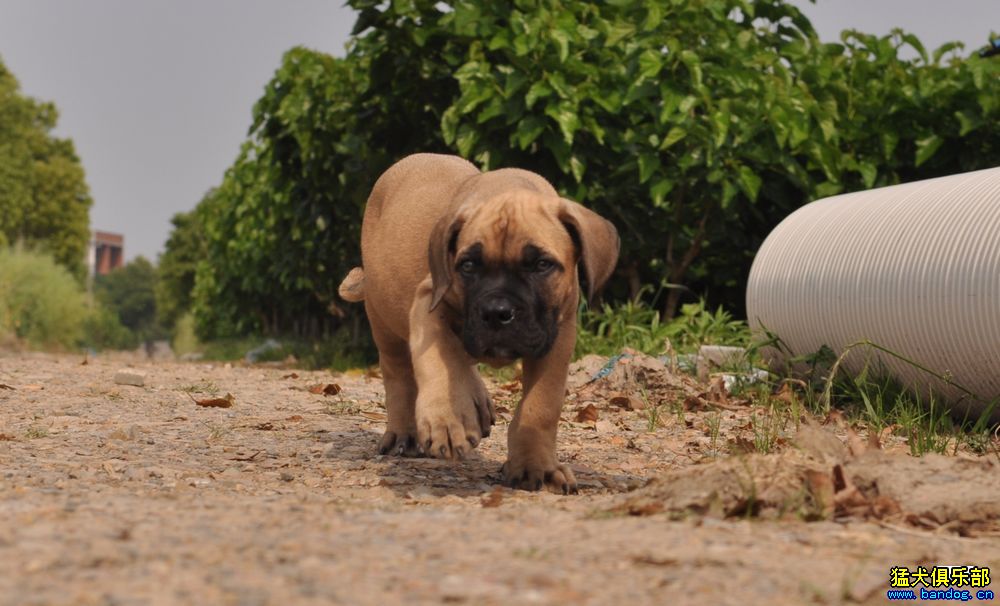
338,267,366,302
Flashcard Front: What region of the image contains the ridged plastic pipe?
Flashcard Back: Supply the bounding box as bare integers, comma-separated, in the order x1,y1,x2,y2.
746,166,1000,421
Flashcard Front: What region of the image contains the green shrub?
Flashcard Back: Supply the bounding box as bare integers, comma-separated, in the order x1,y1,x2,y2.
0,247,88,348
171,312,201,356
81,305,137,351
576,298,749,358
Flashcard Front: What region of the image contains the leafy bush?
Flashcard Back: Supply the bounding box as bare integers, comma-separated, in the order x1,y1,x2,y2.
0,247,88,348
81,305,137,351
94,257,162,342
182,1,1000,343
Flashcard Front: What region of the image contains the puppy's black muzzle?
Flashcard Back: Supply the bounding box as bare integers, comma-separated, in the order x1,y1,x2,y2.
480,296,517,330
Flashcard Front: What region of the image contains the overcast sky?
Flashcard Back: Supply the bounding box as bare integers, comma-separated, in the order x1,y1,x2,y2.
0,1,996,262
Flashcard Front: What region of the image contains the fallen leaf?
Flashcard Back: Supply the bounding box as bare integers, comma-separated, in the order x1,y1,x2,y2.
80,356,89,366
682,395,705,411
499,380,521,392
480,486,504,508
230,450,262,462
285,415,303,422
252,422,275,430
631,555,679,567
360,411,388,422
773,382,799,406
867,429,882,450
728,436,756,454
281,372,299,379
575,403,599,423
0,384,14,390
308,383,342,396
804,469,835,519
827,409,846,427
0,433,15,441
707,376,729,405
609,393,646,410
846,425,868,457
624,500,664,516
191,393,235,408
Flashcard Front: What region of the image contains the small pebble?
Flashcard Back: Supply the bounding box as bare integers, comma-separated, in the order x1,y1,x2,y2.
113,369,146,387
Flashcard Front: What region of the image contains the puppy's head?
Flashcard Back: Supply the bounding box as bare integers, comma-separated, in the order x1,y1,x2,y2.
428,190,619,364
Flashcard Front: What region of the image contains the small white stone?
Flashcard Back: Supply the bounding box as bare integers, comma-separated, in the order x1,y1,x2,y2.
113,369,146,387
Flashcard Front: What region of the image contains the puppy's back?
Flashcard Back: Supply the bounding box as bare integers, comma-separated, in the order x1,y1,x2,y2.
359,154,479,338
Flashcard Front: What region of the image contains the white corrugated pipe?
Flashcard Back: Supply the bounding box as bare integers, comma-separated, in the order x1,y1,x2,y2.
746,166,1000,422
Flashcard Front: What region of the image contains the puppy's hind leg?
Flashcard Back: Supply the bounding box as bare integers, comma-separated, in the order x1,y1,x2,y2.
367,308,422,457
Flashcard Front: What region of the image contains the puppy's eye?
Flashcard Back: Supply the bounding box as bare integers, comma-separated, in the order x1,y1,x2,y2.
534,259,554,273
459,260,477,274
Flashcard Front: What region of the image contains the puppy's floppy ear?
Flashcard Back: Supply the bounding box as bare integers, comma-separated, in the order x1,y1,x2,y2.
427,211,466,311
558,199,620,302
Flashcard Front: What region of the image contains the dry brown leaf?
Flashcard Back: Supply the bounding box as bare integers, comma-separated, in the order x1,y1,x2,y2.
192,393,235,408
728,436,756,454
707,376,729,405
575,403,599,423
827,409,846,427
360,411,388,422
845,426,868,457
879,424,901,443
609,393,646,410
682,394,705,411
773,382,799,406
281,372,299,379
631,555,679,567
230,450,262,462
0,384,14,390
804,469,835,519
252,422,275,431
308,383,342,396
80,356,89,366
480,486,504,508
867,429,882,450
623,500,664,516
0,433,15,441
499,380,521,392
285,415,303,422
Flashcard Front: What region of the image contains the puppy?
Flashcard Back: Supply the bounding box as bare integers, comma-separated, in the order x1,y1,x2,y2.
339,153,618,492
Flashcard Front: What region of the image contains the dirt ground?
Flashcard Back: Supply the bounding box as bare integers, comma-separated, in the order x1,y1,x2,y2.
1,351,998,606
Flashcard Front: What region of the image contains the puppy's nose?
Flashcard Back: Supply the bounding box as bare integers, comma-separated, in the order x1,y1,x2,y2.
481,299,516,329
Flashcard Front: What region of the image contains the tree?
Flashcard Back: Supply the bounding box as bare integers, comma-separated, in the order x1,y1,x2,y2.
184,1,1000,338
156,202,208,329
0,56,92,279
95,256,160,342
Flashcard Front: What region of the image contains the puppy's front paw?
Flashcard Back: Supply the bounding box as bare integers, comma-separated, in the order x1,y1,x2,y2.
501,450,578,494
378,429,424,457
416,408,482,460
415,372,494,460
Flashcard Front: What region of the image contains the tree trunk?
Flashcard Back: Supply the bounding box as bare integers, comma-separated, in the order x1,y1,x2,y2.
625,260,642,301
663,207,711,318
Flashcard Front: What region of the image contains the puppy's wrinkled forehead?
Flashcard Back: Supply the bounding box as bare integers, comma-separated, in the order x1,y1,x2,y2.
457,192,572,263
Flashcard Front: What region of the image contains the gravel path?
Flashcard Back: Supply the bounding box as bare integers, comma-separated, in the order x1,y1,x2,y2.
1,352,997,605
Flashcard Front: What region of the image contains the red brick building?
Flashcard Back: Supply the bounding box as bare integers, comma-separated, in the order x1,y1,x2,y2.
89,231,124,276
